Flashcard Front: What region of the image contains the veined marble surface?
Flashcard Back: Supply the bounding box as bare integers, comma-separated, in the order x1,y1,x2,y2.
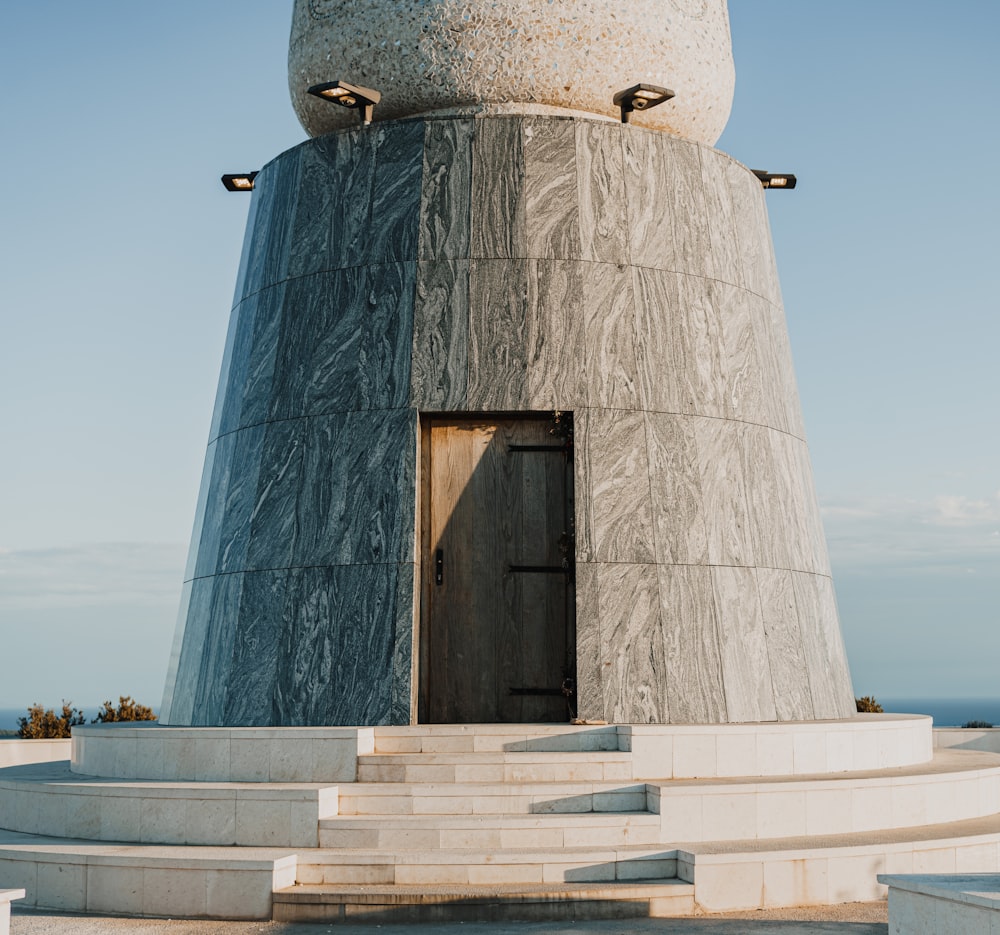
162,113,854,727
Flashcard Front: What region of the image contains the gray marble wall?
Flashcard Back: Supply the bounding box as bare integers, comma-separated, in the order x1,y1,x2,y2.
160,113,856,726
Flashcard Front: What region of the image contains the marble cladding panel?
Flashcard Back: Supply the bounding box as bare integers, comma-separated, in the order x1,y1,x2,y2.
766,298,808,440
368,119,425,265
245,408,417,571
159,581,193,725
213,425,268,575
470,117,526,259
713,279,768,427
268,263,415,421
659,564,727,723
792,572,857,720
391,566,416,725
644,411,709,566
191,432,238,580
793,438,833,575
747,290,792,435
164,577,216,726
273,563,403,725
594,563,668,724
183,439,219,584
756,568,814,721
240,147,303,302
724,157,775,305
581,261,639,411
699,148,744,289
208,295,249,444
222,570,289,726
574,120,628,266
525,260,587,408
766,430,821,575
738,422,790,572
215,283,286,439
693,416,755,567
189,572,246,726
466,258,529,409
632,268,728,419
573,562,603,722
577,408,656,565
410,259,470,410
712,565,778,722
522,117,580,260
623,129,714,279
419,118,474,261
229,180,260,308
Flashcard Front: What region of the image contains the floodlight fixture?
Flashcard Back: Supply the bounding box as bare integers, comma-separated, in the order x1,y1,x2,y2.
221,172,258,192
613,83,675,124
307,80,382,126
752,170,797,190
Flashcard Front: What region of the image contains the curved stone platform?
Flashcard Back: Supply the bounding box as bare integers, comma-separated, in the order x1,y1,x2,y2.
5,718,1000,920
72,716,932,782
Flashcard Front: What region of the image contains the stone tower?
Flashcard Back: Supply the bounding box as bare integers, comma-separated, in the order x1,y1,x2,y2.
160,0,855,727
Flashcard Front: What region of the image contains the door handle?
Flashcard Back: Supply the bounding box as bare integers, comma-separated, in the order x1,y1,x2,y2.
435,549,444,586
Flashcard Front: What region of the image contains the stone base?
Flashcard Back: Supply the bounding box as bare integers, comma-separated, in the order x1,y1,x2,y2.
72,715,932,782
879,874,1000,934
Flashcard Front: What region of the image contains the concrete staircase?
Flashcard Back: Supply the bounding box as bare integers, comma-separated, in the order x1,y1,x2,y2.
3,719,1000,921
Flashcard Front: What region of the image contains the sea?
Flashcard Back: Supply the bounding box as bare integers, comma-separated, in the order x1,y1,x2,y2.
2,699,999,731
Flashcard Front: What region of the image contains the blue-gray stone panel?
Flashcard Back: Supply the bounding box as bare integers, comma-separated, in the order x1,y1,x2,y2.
162,113,855,727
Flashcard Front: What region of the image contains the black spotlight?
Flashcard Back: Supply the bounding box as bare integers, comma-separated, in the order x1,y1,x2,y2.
752,170,798,190
307,80,382,126
221,172,258,192
613,83,675,124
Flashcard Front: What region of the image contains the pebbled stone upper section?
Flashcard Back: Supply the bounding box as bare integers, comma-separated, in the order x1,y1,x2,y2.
288,0,735,144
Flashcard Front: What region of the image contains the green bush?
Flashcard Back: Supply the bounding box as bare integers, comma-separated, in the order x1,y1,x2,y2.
855,695,884,713
15,696,156,739
16,702,85,739
963,720,994,729
93,696,156,723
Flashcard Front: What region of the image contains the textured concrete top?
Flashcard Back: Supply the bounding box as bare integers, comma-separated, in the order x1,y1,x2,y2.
288,0,735,144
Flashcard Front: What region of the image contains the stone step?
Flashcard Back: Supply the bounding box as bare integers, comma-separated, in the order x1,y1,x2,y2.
336,780,649,815
651,747,1000,842
0,828,296,918
0,761,338,847
295,844,678,885
675,811,1000,913
371,724,622,755
318,811,662,849
271,880,696,923
356,751,634,783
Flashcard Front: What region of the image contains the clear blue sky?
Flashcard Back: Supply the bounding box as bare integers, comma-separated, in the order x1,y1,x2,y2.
0,2,997,710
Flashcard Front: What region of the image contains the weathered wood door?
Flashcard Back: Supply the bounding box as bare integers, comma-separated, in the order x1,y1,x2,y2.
419,414,575,723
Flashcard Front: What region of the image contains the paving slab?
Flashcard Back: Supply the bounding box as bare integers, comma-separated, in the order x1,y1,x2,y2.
12,904,888,934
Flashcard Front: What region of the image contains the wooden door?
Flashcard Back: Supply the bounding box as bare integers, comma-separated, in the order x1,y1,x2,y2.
419,413,575,723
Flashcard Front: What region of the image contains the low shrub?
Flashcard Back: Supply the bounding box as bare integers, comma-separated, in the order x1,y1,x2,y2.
855,696,884,713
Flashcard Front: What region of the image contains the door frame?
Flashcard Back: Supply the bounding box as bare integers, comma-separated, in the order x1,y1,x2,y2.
413,411,576,724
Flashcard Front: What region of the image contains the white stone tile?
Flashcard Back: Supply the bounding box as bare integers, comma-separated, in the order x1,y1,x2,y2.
658,794,703,841
142,868,208,918
792,731,828,775
269,740,312,782
826,729,855,774
87,865,143,915
804,787,852,836
889,781,927,828
194,738,231,781
468,863,544,884
206,869,273,920
701,792,756,841
757,790,805,838
673,733,717,778
936,894,994,934
629,733,673,779
755,731,793,777
851,784,893,833
36,861,86,911
694,860,763,911
99,795,141,842
763,856,828,908
186,799,238,846
955,842,1000,872
139,796,187,844
288,802,319,847
230,738,269,782
888,888,935,935
912,847,957,874
235,800,291,846
715,732,757,777
310,739,358,781
394,864,470,885
826,853,885,903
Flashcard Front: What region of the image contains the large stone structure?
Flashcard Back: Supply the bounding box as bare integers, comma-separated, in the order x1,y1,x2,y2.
160,0,855,727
